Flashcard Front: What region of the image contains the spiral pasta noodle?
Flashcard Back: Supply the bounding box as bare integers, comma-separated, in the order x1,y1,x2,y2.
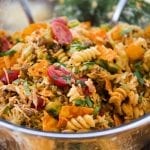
69,46,101,65
53,49,68,64
122,104,144,121
67,84,84,102
0,19,149,132
66,115,95,131
128,91,138,106
143,49,150,72
109,87,127,114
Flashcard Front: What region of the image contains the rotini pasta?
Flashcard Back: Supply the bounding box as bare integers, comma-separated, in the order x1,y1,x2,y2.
128,91,138,106
66,115,95,131
53,49,68,64
0,18,149,132
69,46,101,65
67,84,84,102
109,87,127,114
97,45,117,62
143,49,150,72
96,114,113,129
122,104,144,121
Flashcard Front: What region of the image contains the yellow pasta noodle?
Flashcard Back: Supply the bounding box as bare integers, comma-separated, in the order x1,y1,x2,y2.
66,115,95,131
109,87,127,114
69,46,101,65
0,19,149,132
53,49,68,64
143,49,150,72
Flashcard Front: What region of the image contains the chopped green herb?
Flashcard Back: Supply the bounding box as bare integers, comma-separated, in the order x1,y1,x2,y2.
82,62,95,71
68,19,80,28
75,99,85,106
134,61,142,71
107,63,119,74
133,61,144,85
69,41,89,53
85,97,93,107
97,59,108,69
120,28,132,36
0,49,16,57
93,106,101,116
134,70,144,85
23,80,31,96
83,62,95,66
97,59,118,73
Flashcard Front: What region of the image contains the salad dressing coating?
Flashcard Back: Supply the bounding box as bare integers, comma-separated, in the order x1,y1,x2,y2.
0,18,149,132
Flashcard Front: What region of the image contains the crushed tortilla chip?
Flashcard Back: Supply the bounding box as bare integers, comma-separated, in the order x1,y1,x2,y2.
57,106,93,128
22,23,48,39
28,60,49,77
42,111,58,131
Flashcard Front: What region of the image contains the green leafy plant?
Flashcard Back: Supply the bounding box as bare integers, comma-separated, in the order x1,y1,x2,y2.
55,0,150,26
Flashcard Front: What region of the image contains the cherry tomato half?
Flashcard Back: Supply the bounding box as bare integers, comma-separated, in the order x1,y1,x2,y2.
47,65,73,87
51,21,73,45
0,70,19,84
0,37,11,51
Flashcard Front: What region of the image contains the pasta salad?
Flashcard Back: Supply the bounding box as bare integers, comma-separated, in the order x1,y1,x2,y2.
0,18,150,132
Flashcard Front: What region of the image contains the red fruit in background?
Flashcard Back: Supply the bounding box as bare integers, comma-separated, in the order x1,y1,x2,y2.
0,70,19,84
0,37,11,51
47,65,73,87
51,21,73,45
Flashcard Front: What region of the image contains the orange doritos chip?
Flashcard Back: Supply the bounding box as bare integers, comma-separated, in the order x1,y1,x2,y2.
22,23,47,38
42,111,58,131
57,106,93,128
59,106,93,119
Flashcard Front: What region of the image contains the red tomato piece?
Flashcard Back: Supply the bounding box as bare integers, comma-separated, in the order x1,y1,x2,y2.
37,97,45,110
32,96,45,110
0,70,19,84
51,21,73,45
82,86,90,95
51,17,68,26
0,37,11,51
47,65,73,87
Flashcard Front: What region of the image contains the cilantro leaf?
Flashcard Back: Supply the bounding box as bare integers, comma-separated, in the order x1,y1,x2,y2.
0,49,16,57
75,99,85,106
134,70,144,85
85,96,94,107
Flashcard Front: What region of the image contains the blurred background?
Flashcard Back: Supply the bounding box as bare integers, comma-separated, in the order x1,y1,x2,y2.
0,0,150,32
